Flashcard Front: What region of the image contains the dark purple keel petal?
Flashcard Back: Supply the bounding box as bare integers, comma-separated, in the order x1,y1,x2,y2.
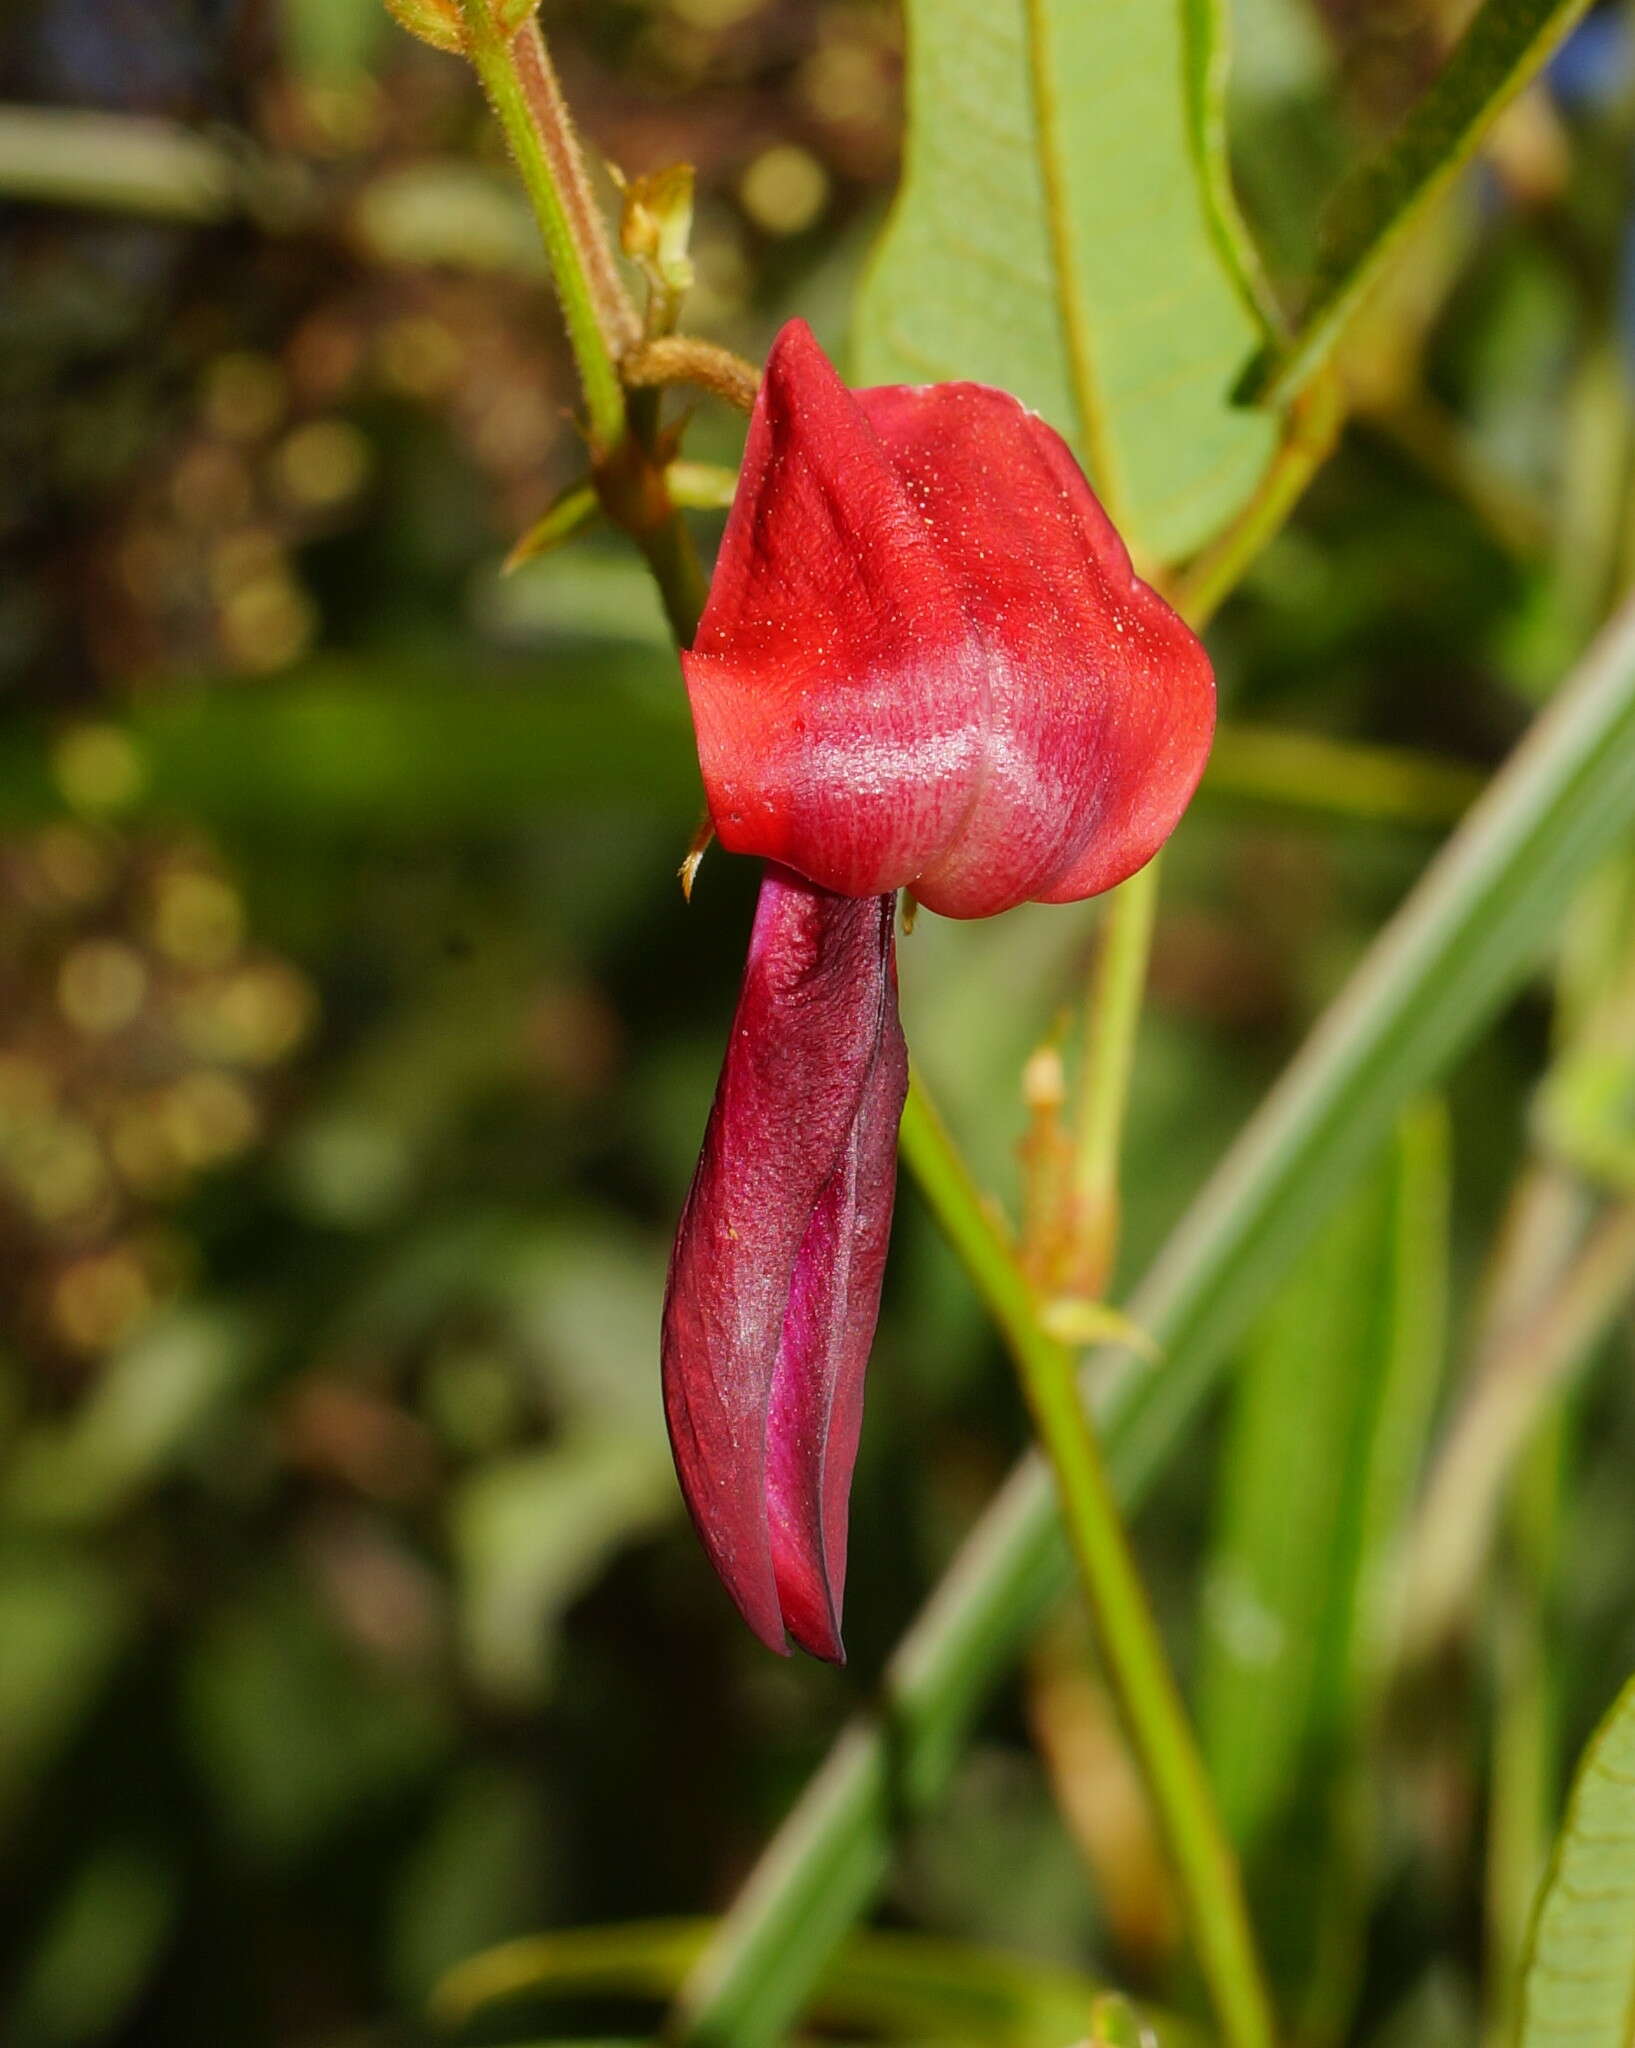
662,865,908,1660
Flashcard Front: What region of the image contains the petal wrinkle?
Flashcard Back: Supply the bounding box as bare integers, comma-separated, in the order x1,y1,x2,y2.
661,865,906,1659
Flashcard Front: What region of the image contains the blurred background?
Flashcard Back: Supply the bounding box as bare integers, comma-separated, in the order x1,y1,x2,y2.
1,2,1633,2044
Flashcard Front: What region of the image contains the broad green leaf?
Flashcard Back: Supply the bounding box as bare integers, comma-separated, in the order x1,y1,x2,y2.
853,0,1279,567
1517,1671,1635,2048
1253,0,1594,406
1199,1101,1449,2025
673,599,1635,2048
436,1918,1196,2047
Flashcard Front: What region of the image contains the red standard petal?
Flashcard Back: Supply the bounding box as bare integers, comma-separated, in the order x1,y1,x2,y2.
856,381,1215,914
661,865,907,1659
682,323,987,900
681,320,1214,917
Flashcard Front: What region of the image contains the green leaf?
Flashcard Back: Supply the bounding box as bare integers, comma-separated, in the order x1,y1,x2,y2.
1517,1671,1635,2048
435,1919,1195,2047
451,1435,675,1705
0,105,235,224
4,1309,261,1527
671,598,1635,2048
853,0,1279,566
1199,1101,1450,2026
0,1549,131,1827
10,1844,177,2048
1251,0,1594,407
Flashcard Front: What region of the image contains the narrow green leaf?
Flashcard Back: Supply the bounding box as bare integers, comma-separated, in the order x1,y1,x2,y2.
672,602,1635,2048
1202,1101,1449,1841
1251,0,1594,407
1181,0,1286,336
435,1918,1193,2047
1517,1671,1635,2048
853,0,1278,566
0,104,236,222
1199,1101,1449,2025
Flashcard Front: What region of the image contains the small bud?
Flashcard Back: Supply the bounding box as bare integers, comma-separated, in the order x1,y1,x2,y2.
618,163,697,314
382,0,465,53
1022,1043,1066,1113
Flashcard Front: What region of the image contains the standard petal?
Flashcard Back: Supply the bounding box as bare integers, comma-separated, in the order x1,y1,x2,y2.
681,320,986,901
661,865,907,1659
854,381,1216,916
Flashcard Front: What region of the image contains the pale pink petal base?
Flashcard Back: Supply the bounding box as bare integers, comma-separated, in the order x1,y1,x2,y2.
661,865,907,1660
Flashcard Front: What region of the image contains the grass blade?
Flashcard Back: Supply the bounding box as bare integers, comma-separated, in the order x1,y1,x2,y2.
1198,1103,1450,2029
1250,0,1594,408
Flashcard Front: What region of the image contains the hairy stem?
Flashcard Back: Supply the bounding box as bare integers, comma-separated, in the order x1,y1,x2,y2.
623,336,761,413
458,4,637,449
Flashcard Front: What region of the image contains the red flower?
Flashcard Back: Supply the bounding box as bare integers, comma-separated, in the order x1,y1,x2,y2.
682,320,1215,919
664,321,1214,1658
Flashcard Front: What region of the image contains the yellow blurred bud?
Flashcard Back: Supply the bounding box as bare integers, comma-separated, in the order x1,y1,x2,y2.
739,143,829,236
382,0,465,54
52,1246,153,1355
58,940,149,1037
619,162,696,299
152,869,245,970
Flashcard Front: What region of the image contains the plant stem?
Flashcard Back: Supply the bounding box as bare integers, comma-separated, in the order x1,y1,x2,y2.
1168,368,1344,624
458,4,636,451
1072,861,1161,1295
614,386,710,645
902,1074,1277,2048
1404,1190,1635,1656
622,336,762,413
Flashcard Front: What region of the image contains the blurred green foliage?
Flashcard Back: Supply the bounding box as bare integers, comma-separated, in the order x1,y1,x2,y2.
1,0,1634,2045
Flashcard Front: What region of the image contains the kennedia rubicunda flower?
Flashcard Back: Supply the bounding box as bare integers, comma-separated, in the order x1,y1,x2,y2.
663,319,1214,1659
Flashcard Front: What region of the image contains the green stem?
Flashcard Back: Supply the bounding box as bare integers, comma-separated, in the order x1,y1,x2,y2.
1483,1412,1566,2048
1072,860,1161,1294
902,1075,1277,2048
458,6,636,452
1168,369,1344,625
619,386,709,645
637,498,709,647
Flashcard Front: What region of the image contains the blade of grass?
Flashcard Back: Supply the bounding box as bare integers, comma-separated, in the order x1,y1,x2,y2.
434,1918,1199,2046
1248,0,1595,408
672,599,1635,2048
1197,1103,1450,2033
